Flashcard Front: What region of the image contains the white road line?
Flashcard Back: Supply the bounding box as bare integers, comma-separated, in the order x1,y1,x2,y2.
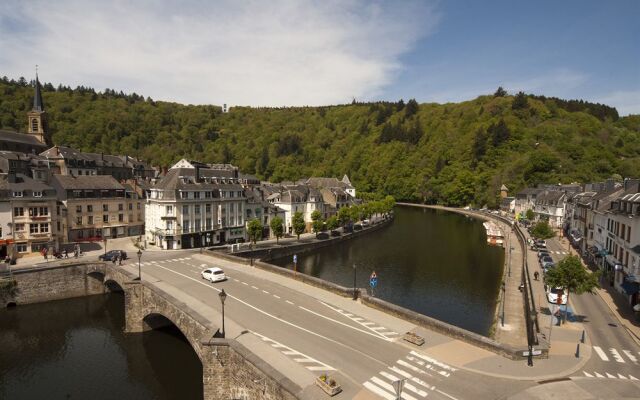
273,294,281,299
233,278,239,282
622,350,637,363
435,388,460,400
606,372,616,379
583,371,593,377
318,301,393,340
379,371,428,397
283,350,300,355
251,285,258,289
151,263,386,369
364,381,395,400
389,365,434,383
262,290,270,294
618,374,627,380
362,322,376,326
610,348,625,363
593,346,609,361
410,351,457,372
371,377,418,400
285,300,294,305
242,282,248,285
252,331,335,371
307,366,332,371
594,372,604,378
299,306,393,342
629,375,639,381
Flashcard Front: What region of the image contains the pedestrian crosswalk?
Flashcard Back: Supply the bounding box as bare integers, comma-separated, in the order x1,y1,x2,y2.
319,301,400,340
138,257,192,266
547,250,569,255
581,371,639,380
363,351,458,400
593,346,639,364
251,331,335,372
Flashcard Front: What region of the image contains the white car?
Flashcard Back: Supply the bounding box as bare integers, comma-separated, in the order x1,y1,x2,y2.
201,267,226,282
546,287,568,305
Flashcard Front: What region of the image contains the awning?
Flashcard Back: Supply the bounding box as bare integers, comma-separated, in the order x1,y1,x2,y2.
620,280,639,296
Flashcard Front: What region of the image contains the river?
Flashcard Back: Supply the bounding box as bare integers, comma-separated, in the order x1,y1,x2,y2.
271,206,505,335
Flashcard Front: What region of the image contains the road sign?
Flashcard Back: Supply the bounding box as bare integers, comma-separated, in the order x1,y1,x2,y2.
293,254,297,264
370,271,378,288
522,349,542,356
392,379,405,398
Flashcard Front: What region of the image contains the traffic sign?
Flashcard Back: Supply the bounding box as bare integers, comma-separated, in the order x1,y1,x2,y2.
522,349,542,356
293,254,297,264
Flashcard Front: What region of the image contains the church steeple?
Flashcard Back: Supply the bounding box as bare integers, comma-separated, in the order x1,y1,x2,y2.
27,68,46,144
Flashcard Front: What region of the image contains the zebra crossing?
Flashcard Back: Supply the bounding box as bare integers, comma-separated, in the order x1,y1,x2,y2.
319,301,400,340
251,331,335,372
592,345,639,364
138,257,192,266
363,351,458,400
547,250,568,255
581,371,639,380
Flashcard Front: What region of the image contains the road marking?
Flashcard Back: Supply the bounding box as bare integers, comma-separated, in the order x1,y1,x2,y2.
630,375,639,381
233,278,239,282
298,306,393,342
318,301,399,339
594,372,604,378
242,282,248,285
389,366,434,388
610,348,625,363
262,290,270,294
150,264,388,369
379,371,428,397
618,374,627,380
410,351,457,372
364,381,395,400
273,294,280,299
606,373,616,378
622,350,637,363
370,377,419,400
285,300,294,305
583,371,593,377
593,346,609,361
252,331,335,371
251,285,258,289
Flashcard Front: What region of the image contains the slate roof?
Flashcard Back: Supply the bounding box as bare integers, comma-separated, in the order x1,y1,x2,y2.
33,75,44,111
51,174,124,190
152,168,240,191
8,174,54,192
0,130,48,148
306,177,354,190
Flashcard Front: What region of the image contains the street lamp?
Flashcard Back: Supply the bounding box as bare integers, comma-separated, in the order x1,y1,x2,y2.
352,264,357,300
137,248,142,281
219,289,227,338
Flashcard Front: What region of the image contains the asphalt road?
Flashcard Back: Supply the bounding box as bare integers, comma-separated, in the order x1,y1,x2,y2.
542,238,640,381
115,249,532,400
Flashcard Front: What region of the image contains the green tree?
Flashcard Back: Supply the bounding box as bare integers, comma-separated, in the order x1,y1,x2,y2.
544,255,599,323
247,218,263,245
525,209,535,221
531,220,555,239
512,91,529,110
269,216,284,244
405,98,419,117
338,207,351,226
292,211,306,240
494,86,507,97
311,209,323,237
326,215,339,231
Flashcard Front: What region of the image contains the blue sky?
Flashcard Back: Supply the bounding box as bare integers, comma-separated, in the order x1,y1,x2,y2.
0,0,638,114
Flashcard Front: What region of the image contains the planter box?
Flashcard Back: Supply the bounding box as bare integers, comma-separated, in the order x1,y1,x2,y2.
315,376,342,396
403,332,425,346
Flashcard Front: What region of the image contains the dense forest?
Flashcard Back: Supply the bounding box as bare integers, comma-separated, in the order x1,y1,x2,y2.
1,76,639,207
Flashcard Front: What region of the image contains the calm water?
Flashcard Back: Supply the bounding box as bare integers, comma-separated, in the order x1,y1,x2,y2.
272,206,505,335
0,294,202,400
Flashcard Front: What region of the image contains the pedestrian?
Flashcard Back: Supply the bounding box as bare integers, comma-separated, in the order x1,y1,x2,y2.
534,271,539,281
118,255,122,265
112,256,116,265
43,248,48,261
64,249,69,258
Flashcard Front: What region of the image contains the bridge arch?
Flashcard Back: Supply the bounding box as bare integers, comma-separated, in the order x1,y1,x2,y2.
141,310,208,364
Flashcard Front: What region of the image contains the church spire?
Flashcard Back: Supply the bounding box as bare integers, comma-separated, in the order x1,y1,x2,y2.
33,68,44,112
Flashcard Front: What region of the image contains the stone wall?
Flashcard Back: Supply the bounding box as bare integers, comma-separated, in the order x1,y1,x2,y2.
1,263,108,307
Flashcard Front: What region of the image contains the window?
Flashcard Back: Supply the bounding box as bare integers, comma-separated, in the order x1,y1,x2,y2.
238,191,243,197
206,204,211,213
118,203,124,211
16,244,27,252
627,226,631,243
103,204,109,212
88,216,94,224
181,191,189,199
15,223,25,232
137,203,141,210
206,218,212,230
221,190,226,198
194,191,200,199
166,205,173,215
182,205,189,215
14,207,24,217
57,222,61,231
33,191,42,197
30,224,39,234
31,118,38,132
76,205,82,213
39,207,48,216
76,216,82,225
13,191,23,197
103,215,109,223
195,205,201,214
87,205,93,212
230,191,235,198
183,220,190,233
205,191,212,199
40,223,49,233
166,220,173,230
118,214,124,222
195,220,201,231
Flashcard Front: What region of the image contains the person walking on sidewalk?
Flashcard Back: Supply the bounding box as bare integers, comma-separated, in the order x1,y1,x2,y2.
534,271,540,281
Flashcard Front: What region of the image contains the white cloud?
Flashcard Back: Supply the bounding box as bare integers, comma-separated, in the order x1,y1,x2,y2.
595,90,640,116
0,0,440,106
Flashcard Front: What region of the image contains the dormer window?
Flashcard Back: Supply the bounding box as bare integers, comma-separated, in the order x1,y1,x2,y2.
13,191,23,197
33,191,42,197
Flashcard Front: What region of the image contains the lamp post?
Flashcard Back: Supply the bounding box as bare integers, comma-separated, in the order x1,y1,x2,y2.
501,281,506,327
352,264,357,300
103,237,107,256
219,289,227,338
137,248,142,281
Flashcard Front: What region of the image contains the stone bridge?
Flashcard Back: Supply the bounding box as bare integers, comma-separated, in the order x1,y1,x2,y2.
2,262,300,400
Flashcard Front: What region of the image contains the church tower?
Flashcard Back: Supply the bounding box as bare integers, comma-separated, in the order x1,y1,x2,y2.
26,73,46,144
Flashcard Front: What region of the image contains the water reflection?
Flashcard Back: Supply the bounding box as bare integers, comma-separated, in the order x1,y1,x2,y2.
272,206,504,335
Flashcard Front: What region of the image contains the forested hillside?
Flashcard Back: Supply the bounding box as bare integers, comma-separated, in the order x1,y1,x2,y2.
1,76,639,207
